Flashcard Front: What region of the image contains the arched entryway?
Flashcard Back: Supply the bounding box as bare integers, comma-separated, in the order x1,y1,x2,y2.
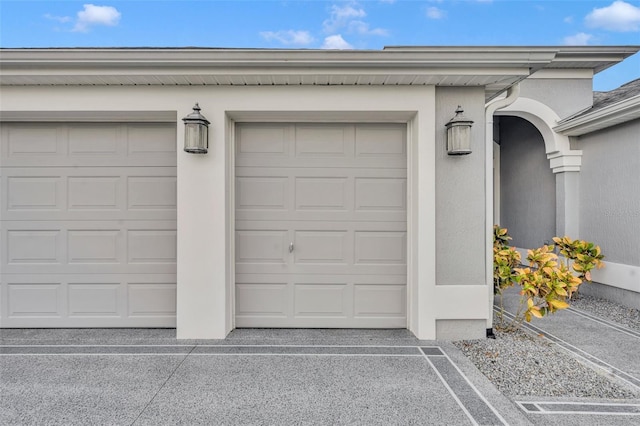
494,97,582,249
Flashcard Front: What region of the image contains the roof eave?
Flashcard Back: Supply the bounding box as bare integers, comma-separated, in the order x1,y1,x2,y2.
553,94,640,136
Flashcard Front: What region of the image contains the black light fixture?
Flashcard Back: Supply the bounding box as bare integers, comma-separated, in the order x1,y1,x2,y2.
445,106,473,155
182,103,210,154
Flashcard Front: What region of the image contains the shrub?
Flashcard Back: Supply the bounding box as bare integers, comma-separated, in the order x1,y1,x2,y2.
493,226,604,331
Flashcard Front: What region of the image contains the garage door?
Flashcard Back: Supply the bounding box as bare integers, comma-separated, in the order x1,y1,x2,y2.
235,123,407,328
0,122,177,327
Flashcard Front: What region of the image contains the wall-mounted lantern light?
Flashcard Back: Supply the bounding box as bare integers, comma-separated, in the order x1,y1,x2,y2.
182,103,210,154
445,106,473,156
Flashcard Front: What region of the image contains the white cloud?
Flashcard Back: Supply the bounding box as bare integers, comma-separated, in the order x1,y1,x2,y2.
563,32,594,45
426,7,445,19
564,16,574,24
73,4,121,32
348,20,389,36
44,13,72,23
260,30,314,46
323,3,366,33
322,2,388,38
585,1,640,32
322,34,353,49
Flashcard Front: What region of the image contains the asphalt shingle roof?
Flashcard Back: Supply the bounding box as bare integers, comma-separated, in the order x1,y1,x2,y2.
591,78,640,112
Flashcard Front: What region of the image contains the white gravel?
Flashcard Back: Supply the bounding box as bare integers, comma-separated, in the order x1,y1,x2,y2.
454,296,640,399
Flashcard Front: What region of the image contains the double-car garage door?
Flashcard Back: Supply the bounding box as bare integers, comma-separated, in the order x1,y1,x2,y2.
1,121,407,328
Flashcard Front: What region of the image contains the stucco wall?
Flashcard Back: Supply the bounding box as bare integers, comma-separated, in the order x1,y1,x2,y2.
519,78,593,120
435,87,486,286
577,120,640,266
499,116,556,249
1,83,493,340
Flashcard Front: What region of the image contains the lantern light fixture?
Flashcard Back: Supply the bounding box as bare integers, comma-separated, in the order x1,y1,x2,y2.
445,106,473,156
183,103,210,154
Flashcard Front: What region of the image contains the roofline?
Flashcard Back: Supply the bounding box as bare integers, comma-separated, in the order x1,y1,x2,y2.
0,47,562,69
1,47,637,103
554,93,640,136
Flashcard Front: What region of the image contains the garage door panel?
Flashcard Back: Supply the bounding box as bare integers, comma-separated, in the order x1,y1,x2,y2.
2,167,176,221
68,176,120,210
1,124,63,159
128,282,176,317
355,178,407,211
6,282,63,318
236,176,288,211
126,123,177,155
235,123,291,158
236,157,405,169
355,125,406,158
237,167,406,179
3,223,176,274
6,229,63,265
294,283,350,317
293,230,350,265
236,220,406,232
4,176,62,211
294,177,350,211
236,230,289,264
68,283,121,317
127,176,177,211
294,125,353,157
238,264,407,276
68,125,120,155
68,229,123,264
236,283,289,317
354,231,407,264
1,123,176,167
354,284,406,317
1,274,176,327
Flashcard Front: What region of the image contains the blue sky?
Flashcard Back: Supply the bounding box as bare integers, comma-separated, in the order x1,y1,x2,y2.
1,0,639,90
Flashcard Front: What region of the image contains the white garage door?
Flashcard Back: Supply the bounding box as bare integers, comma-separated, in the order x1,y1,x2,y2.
0,122,177,327
235,123,407,328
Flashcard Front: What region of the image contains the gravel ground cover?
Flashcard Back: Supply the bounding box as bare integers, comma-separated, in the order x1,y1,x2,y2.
453,296,640,399
570,294,640,332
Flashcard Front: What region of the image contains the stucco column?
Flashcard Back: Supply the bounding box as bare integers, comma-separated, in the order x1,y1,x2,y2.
555,171,580,238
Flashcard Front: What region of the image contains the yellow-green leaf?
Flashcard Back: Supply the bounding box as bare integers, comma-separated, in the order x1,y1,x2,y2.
548,299,569,309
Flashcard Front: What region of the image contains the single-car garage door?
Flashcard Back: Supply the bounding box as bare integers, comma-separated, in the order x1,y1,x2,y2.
0,122,177,327
235,123,407,328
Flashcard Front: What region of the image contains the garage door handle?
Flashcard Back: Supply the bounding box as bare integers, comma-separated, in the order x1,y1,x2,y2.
289,242,294,253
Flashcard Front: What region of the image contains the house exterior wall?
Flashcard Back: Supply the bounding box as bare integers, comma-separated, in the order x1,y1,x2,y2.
434,87,488,338
0,83,491,340
576,120,640,267
499,116,556,249
519,78,593,120
435,87,486,286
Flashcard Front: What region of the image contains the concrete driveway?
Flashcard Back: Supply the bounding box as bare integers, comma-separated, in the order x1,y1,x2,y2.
0,329,526,425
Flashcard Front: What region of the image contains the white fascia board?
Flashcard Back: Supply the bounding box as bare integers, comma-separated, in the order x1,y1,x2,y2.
553,94,640,136
0,48,554,85
0,47,558,68
527,69,594,79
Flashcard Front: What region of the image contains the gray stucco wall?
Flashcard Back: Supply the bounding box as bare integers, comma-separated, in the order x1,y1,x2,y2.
435,87,486,286
499,116,556,249
519,79,593,120
577,120,640,266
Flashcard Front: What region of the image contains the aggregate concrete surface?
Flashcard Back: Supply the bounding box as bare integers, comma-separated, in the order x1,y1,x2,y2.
1,317,639,425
